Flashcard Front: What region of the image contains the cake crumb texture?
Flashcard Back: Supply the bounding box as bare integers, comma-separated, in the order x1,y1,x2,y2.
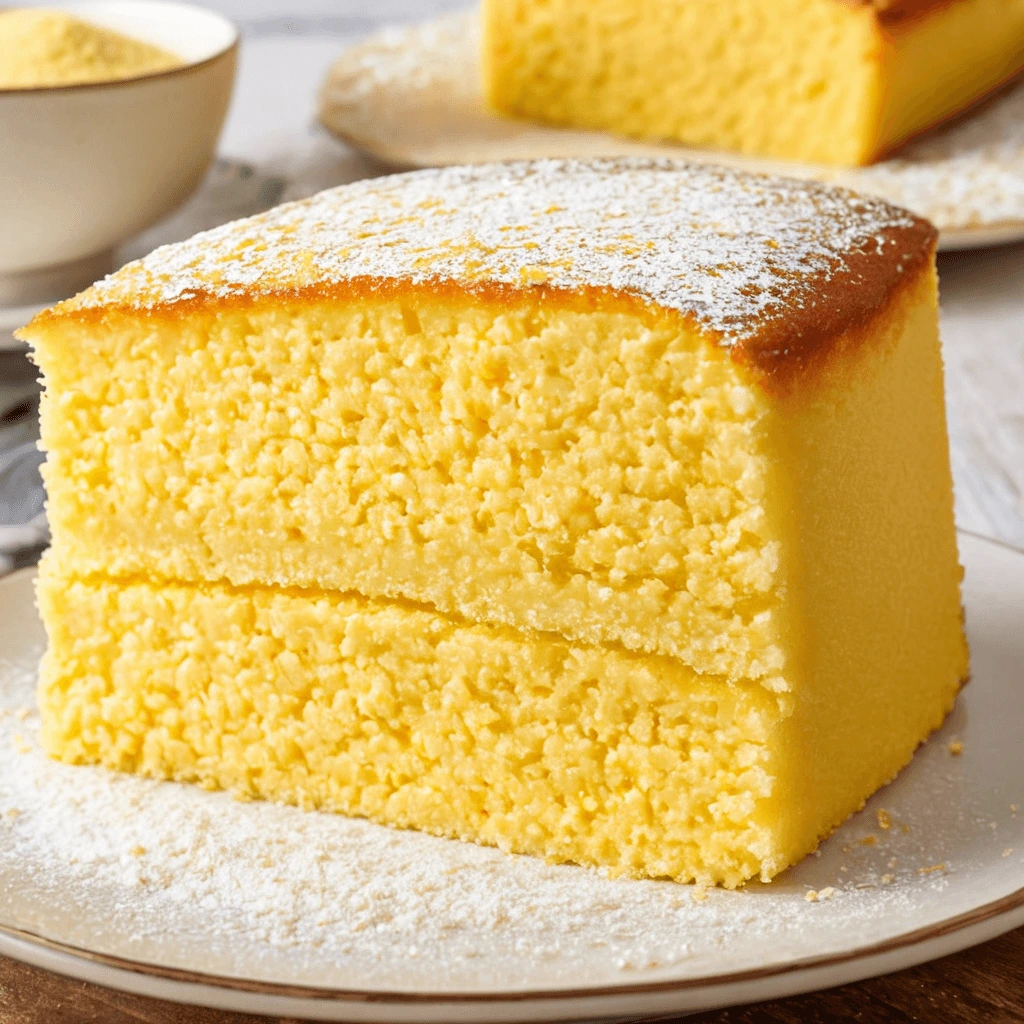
38,566,790,888
37,296,788,678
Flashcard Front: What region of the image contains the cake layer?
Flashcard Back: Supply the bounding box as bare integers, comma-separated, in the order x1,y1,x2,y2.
481,0,1024,166
38,565,962,888
29,202,961,690
37,290,788,681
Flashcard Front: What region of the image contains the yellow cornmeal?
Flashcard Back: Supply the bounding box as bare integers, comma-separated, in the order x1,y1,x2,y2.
0,9,182,89
22,161,969,887
481,0,1024,166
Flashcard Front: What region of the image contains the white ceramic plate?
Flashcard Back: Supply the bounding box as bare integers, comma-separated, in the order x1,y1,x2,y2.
1,531,1023,1022
319,13,1024,252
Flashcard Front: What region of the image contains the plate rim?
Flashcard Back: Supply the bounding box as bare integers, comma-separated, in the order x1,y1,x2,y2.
1,879,1023,1005
1,529,1023,1009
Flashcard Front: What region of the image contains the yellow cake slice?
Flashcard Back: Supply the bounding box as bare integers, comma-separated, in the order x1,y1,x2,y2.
22,159,969,887
481,0,1024,166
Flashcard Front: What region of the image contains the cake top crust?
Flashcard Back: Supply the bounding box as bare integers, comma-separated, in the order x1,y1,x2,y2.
846,0,962,23
36,159,935,377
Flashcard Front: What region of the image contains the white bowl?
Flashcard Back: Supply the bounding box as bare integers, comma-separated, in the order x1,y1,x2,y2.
0,1,238,305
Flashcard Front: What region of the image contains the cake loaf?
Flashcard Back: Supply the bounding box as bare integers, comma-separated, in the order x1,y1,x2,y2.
482,0,1024,166
22,159,969,887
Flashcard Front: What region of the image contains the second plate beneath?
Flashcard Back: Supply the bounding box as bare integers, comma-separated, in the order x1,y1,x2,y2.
319,13,1024,252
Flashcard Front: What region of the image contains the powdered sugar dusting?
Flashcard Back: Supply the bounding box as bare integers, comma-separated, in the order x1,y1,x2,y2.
54,159,923,346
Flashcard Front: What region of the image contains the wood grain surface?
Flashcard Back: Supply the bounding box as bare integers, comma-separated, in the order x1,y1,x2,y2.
2,925,1023,1023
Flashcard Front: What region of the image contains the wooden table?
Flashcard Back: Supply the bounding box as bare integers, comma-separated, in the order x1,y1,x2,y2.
1,2,1022,1020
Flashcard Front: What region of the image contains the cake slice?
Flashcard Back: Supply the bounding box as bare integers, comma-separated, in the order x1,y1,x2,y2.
23,160,969,887
481,0,1024,166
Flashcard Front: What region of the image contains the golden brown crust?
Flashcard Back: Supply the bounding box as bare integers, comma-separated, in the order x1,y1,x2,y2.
837,0,965,24
21,160,937,393
729,219,937,387
33,241,936,399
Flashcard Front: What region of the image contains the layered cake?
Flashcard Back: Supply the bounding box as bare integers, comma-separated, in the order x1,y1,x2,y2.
22,160,969,887
481,0,1024,166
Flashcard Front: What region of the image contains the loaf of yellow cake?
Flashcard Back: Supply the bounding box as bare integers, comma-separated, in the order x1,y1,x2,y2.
22,159,969,887
482,0,1024,166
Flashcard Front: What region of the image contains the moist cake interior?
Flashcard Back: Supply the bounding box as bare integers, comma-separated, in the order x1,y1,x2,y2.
24,160,969,887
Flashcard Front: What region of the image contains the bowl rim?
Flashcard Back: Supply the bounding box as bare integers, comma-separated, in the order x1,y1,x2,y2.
0,0,239,97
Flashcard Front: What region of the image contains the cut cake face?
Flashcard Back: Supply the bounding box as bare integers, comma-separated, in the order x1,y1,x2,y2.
23,159,969,886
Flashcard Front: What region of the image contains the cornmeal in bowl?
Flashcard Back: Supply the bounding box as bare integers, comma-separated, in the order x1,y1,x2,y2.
482,0,1024,166
0,8,182,90
21,159,969,888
